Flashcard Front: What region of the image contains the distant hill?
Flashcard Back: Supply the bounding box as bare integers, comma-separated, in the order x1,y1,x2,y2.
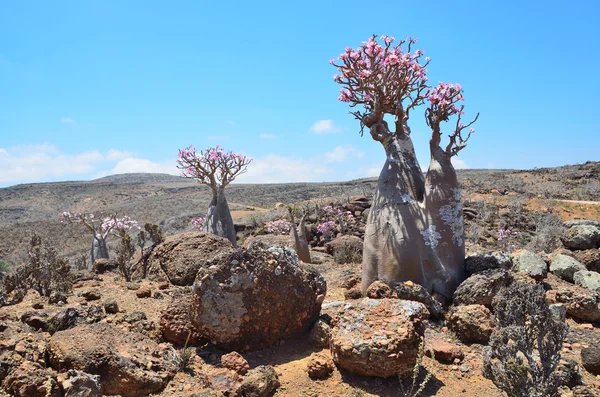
92,173,187,184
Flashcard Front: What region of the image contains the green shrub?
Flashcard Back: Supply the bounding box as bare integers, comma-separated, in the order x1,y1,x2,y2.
333,243,362,264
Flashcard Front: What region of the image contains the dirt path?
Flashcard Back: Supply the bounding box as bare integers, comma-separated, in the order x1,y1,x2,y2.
556,199,600,205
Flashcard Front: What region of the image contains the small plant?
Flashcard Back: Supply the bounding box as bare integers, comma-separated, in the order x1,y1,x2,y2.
497,226,520,253
3,234,72,299
136,223,164,278
0,260,10,273
191,217,205,230
116,230,137,282
398,337,434,397
265,219,293,235
483,282,568,397
527,212,565,253
317,221,337,241
333,243,362,264
167,333,194,373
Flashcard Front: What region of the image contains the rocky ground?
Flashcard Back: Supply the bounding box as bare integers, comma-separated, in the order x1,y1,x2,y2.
1,163,600,397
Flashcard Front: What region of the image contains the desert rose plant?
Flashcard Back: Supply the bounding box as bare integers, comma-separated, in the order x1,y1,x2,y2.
60,212,139,269
177,145,252,246
332,35,479,298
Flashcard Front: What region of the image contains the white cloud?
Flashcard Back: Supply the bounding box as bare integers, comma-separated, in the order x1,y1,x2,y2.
0,145,176,186
104,158,177,175
309,120,341,134
451,158,469,169
259,133,277,140
61,117,76,124
237,155,329,183
325,145,364,163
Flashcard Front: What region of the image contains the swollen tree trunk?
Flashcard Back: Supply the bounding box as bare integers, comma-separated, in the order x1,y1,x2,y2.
361,119,466,299
206,186,237,247
423,146,465,298
362,121,434,293
291,213,311,263
90,236,109,270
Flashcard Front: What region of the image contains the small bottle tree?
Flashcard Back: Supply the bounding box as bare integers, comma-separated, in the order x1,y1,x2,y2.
332,35,479,298
176,145,252,246
60,212,139,269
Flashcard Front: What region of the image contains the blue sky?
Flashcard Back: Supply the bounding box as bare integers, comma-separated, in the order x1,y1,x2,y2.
1,0,598,187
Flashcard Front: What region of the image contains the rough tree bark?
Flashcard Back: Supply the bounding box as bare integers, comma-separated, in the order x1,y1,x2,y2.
290,213,311,263
206,186,237,247
91,237,109,269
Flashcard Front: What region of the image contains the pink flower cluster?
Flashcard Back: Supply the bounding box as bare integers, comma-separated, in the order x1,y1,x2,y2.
498,227,518,241
331,35,429,115
427,82,469,118
323,205,353,221
265,219,293,235
317,221,337,239
191,217,205,230
61,212,139,236
176,145,252,187
101,216,139,233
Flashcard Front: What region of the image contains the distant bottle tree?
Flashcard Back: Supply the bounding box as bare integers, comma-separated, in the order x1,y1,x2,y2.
60,212,139,269
331,35,479,298
176,145,252,246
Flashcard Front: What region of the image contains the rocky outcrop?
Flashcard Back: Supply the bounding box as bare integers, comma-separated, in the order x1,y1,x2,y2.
573,270,600,292
191,246,326,351
48,323,175,397
329,298,429,378
144,232,233,285
160,292,206,346
512,250,547,280
243,234,294,250
546,274,600,322
562,221,600,250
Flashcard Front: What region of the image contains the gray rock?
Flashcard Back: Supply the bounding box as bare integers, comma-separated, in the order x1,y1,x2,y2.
550,254,587,282
549,303,567,322
581,345,600,375
102,298,119,314
453,269,512,308
573,270,600,292
392,281,445,319
512,250,547,280
64,369,102,397
562,225,600,250
547,274,600,322
308,318,331,348
239,366,280,397
465,252,512,276
447,304,495,344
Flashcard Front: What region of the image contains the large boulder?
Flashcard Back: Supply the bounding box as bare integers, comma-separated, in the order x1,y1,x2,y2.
447,304,495,344
144,232,233,285
562,222,600,250
329,298,429,378
191,246,326,351
465,252,512,276
47,323,175,397
550,254,587,282
512,250,547,280
453,269,513,308
573,270,600,292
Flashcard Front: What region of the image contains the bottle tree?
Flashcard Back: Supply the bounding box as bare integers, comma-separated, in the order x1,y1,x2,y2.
331,35,479,299
177,145,252,246
60,212,139,269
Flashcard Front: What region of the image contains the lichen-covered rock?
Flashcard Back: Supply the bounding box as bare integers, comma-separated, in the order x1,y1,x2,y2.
160,292,206,346
574,270,600,292
447,304,495,344
465,251,512,276
239,365,280,397
306,353,335,379
308,318,331,348
550,254,587,282
191,246,326,351
391,281,444,319
47,323,175,397
144,232,233,285
453,269,513,308
512,250,547,280
562,223,600,250
329,298,429,378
